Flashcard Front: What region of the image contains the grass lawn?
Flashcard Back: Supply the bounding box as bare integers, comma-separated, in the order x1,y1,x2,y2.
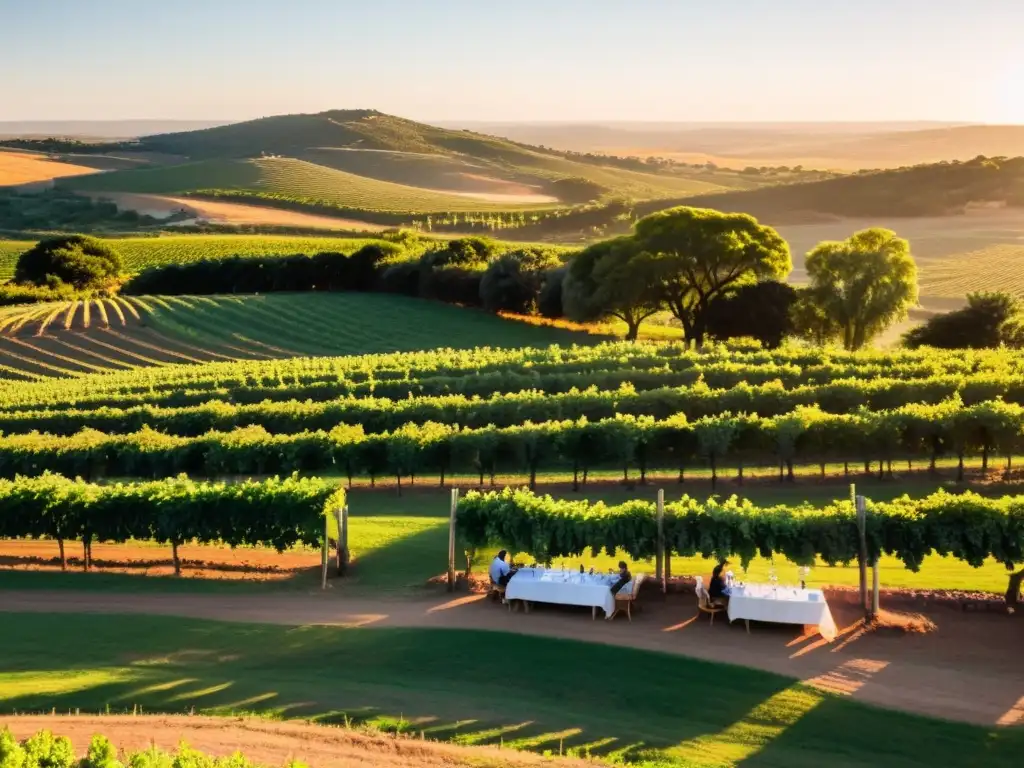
0,477,1014,595
0,613,1018,767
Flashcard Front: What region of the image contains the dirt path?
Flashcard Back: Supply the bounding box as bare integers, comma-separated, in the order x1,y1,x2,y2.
2,590,1021,727
0,715,592,768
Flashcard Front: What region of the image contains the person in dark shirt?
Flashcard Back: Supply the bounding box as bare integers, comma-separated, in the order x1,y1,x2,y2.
610,561,633,595
709,559,730,606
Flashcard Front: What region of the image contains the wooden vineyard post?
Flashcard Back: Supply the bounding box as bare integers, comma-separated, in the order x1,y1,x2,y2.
855,490,869,620
321,511,329,590
656,489,665,591
447,488,459,592
336,505,350,576
872,556,880,617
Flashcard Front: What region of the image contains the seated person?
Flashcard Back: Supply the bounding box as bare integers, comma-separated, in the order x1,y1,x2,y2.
709,559,730,605
609,561,633,596
488,550,517,587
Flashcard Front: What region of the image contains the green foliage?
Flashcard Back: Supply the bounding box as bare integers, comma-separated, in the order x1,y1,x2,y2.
704,281,797,349
479,246,562,314
0,474,344,550
904,291,1024,349
458,487,1024,572
631,206,792,345
0,729,26,768
23,731,75,768
562,236,662,340
803,228,919,350
83,736,121,768
14,235,123,291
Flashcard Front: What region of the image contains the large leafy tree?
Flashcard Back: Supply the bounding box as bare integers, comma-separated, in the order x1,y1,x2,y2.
904,291,1024,349
631,207,791,346
803,228,919,350
562,236,662,341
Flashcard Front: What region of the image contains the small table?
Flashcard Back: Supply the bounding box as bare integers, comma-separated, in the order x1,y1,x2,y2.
505,568,618,619
727,584,838,641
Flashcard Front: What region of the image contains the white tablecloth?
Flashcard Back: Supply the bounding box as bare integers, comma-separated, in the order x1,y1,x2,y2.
505,569,617,617
727,584,838,641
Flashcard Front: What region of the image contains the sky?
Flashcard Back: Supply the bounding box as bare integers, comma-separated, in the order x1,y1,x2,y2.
2,0,1023,124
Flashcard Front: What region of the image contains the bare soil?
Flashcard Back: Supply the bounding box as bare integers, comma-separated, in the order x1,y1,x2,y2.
0,715,592,768
3,589,1021,727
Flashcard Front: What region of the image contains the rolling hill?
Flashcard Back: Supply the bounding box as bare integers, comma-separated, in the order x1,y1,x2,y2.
53,110,767,213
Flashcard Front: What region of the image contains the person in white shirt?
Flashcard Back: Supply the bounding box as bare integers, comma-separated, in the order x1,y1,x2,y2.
489,550,516,586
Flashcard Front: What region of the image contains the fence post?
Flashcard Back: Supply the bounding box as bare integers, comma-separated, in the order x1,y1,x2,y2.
872,557,880,617
855,492,869,620
336,505,349,576
321,511,329,590
447,488,459,592
656,489,665,591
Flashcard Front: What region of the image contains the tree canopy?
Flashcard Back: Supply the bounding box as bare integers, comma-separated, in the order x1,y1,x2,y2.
562,236,662,340
704,280,797,349
632,206,791,345
15,235,123,291
802,228,918,351
479,246,562,314
903,292,1024,349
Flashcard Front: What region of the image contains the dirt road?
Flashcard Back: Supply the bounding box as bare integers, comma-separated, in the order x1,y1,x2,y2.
2,589,1021,727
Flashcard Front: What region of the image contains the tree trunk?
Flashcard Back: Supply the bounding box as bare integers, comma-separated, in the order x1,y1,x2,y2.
529,464,537,490
929,449,937,475
82,538,91,571
439,466,446,487
625,318,640,342
410,471,415,487
737,462,744,486
1006,569,1024,612
864,459,871,475
878,460,884,480
957,452,965,483
678,465,685,484
572,463,579,492
786,459,795,482
820,461,826,479
1005,455,1013,481
844,461,849,477
622,464,629,484
710,455,717,491
370,474,376,488
171,540,181,576
778,460,784,483
478,468,484,487
58,538,66,571
982,444,989,474
582,468,589,487
887,459,893,479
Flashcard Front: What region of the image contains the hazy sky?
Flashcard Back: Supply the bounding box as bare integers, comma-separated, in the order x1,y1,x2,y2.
3,0,1023,123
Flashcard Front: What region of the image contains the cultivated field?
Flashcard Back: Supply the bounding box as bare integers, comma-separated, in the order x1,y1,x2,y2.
0,150,101,187
0,234,385,280
0,293,595,380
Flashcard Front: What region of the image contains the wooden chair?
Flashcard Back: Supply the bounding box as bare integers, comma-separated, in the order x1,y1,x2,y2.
695,575,726,626
610,573,646,622
489,580,507,604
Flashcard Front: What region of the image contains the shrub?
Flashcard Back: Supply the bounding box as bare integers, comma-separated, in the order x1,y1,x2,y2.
479,247,562,314
0,729,26,768
904,291,1024,349
15,235,123,290
537,267,566,318
378,260,421,296
23,732,74,768
705,281,797,349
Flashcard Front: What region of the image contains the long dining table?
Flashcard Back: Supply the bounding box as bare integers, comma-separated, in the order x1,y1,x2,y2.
726,583,838,640
504,568,619,619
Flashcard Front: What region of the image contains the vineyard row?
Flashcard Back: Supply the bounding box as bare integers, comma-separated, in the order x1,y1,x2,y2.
457,487,1024,573
2,398,1020,485
4,340,1020,411
5,372,1024,438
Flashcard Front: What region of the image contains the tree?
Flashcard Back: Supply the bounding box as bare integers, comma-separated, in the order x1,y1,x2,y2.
479,246,562,314
562,236,662,341
803,228,919,350
903,291,1024,349
15,235,123,291
790,287,843,346
704,281,797,348
631,207,791,346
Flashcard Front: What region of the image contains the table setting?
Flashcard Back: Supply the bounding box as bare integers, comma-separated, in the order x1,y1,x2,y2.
505,565,621,619
724,566,837,640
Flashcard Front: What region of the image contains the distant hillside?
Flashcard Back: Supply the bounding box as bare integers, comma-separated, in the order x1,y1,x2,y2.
460,121,1024,171
672,155,1024,221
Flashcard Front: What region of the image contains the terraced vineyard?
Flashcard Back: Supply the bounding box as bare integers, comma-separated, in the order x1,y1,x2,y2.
0,293,596,381
0,234,385,280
